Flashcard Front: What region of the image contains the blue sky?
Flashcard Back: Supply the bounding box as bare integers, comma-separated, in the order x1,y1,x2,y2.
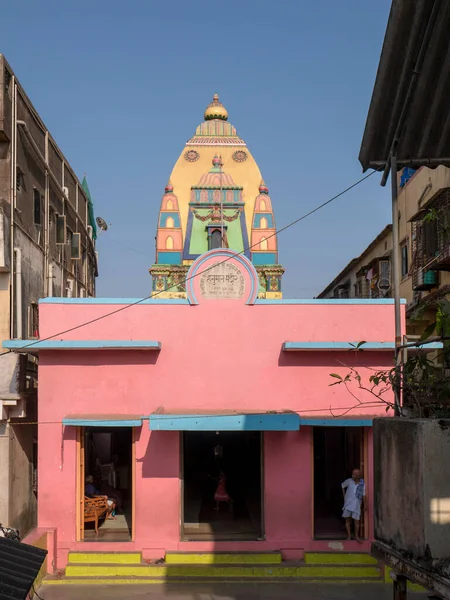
2,0,392,298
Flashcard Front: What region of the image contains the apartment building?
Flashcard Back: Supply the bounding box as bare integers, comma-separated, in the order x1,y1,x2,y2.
0,55,98,535
319,166,450,338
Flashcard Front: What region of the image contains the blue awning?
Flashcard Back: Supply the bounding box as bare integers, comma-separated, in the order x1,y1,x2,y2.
63,414,143,427
149,411,300,431
2,340,161,353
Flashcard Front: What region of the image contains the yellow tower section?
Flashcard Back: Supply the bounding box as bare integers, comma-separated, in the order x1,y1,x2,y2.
150,95,284,299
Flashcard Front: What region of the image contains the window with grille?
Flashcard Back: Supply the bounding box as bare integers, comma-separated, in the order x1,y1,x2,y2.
28,303,39,338
401,241,409,277
33,189,41,225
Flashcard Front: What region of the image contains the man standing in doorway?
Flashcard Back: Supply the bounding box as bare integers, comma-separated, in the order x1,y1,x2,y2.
342,468,366,542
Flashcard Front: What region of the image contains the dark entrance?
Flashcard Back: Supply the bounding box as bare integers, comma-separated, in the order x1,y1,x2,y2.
83,426,133,541
182,431,263,540
313,426,363,539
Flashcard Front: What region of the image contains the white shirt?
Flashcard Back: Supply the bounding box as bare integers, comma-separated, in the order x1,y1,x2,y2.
342,478,365,513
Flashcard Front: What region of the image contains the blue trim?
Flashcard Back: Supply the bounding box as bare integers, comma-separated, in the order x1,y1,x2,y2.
39,298,190,305
299,418,373,427
251,252,277,265
183,209,196,260
410,342,443,350
149,412,300,431
186,249,259,305
239,210,251,260
282,341,442,351
63,417,143,427
283,341,396,351
157,251,182,265
256,299,408,305
253,214,274,228
159,213,181,228
2,340,161,352
38,298,408,306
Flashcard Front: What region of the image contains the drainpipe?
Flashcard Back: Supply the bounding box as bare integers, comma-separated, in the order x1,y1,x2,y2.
66,279,73,298
9,78,17,339
44,131,50,296
48,263,53,297
391,156,401,416
13,247,22,339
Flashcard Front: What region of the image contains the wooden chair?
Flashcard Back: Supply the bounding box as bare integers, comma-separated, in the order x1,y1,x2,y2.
84,496,108,534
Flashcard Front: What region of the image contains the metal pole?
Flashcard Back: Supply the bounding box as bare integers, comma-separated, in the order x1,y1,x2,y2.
393,575,407,600
391,155,402,416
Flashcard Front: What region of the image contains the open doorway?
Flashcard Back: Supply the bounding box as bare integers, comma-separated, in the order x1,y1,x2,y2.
313,427,365,539
78,426,133,542
182,431,263,541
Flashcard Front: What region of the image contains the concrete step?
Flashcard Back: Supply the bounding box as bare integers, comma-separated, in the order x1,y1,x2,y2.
68,552,141,565
64,563,382,579
165,552,282,565
304,552,379,565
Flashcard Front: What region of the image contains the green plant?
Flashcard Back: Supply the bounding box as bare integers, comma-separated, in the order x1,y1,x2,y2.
329,301,450,418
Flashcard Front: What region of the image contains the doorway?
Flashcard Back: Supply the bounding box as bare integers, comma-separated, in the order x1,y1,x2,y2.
182,431,263,541
313,426,366,539
77,426,134,542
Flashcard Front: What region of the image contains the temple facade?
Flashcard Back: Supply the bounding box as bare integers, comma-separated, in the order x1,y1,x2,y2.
150,95,284,299
1,95,406,584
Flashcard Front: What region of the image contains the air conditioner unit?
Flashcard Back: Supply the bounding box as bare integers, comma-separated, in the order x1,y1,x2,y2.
62,186,69,198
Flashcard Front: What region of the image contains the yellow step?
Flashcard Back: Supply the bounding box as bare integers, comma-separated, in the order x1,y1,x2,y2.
304,552,378,565
44,577,384,586
65,564,381,579
165,552,282,565
68,552,141,565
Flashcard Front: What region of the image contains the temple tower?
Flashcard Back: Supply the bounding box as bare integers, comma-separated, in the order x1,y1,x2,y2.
150,94,284,298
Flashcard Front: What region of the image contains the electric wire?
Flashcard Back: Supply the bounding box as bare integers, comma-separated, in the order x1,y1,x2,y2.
7,402,386,426
0,168,377,359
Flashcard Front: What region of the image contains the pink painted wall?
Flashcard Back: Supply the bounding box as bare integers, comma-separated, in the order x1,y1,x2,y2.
36,300,402,563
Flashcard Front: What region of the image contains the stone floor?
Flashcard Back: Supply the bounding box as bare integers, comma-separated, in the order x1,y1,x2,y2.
36,582,431,600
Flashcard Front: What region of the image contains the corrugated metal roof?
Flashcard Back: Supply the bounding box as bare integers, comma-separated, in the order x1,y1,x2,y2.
0,537,47,600
359,0,450,171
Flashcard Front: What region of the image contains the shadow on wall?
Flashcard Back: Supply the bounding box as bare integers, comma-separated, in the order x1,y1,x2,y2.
277,349,394,370
45,350,160,367
373,418,450,572
138,430,179,479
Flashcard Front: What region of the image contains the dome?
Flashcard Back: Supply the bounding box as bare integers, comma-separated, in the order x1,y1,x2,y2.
165,180,174,193
204,94,228,121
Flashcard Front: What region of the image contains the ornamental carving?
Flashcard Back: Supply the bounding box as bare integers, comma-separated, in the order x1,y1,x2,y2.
232,150,248,163
184,150,200,162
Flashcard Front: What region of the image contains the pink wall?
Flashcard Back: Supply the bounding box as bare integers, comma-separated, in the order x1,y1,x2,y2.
36,299,401,563
38,301,400,416
265,431,312,544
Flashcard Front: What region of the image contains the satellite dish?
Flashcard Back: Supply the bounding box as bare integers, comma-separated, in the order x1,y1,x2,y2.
96,217,108,231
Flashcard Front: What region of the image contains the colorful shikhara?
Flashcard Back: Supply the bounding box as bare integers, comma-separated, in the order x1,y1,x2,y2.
150,95,284,298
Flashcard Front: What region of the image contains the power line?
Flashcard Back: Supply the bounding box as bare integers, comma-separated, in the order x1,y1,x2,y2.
0,169,377,359
6,402,386,426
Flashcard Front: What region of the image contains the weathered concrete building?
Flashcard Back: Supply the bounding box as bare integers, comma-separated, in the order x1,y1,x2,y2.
0,54,98,536
318,165,450,340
